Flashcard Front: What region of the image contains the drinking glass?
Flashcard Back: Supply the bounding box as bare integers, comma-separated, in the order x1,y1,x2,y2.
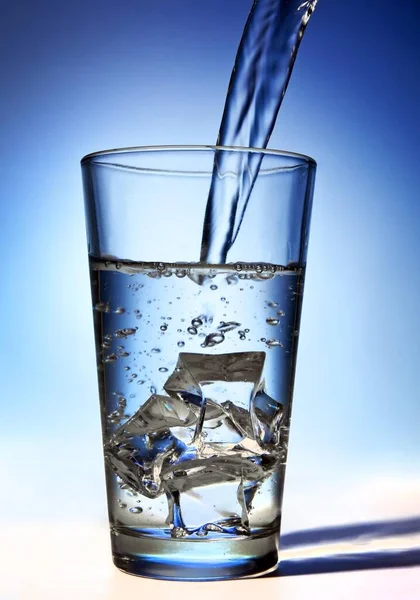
81,145,316,580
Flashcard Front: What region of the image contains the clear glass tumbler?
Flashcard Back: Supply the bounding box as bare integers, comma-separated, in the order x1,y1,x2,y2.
81,145,316,580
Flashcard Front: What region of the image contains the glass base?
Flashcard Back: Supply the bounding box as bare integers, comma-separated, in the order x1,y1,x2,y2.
112,529,279,581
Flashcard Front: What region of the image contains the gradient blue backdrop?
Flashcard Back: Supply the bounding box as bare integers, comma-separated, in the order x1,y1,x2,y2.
1,0,419,532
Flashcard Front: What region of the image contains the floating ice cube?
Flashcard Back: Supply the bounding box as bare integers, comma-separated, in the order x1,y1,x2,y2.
165,352,266,394
104,394,198,498
162,455,266,534
164,352,266,445
251,390,284,448
161,455,265,494
117,393,198,436
237,472,260,528
105,429,183,498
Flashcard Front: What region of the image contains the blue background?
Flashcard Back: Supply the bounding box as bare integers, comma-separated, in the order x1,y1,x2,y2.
0,0,418,534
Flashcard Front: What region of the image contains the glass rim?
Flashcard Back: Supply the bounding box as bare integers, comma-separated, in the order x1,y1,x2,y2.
81,144,316,168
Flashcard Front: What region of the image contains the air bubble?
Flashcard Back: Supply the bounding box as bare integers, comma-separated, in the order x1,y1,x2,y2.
114,328,137,338
266,339,283,348
226,274,238,285
210,284,218,291
115,262,122,270
160,324,168,332
177,341,185,348
114,307,125,315
129,507,143,514
256,264,263,273
217,321,240,333
150,386,156,394
196,529,208,537
159,367,168,373
187,326,197,335
205,523,224,533
266,318,280,326
103,354,118,363
201,332,225,348
124,366,130,371
157,262,166,272
137,380,145,385
95,302,111,313
191,317,203,328
267,301,279,308
235,263,242,271
151,348,161,354
277,310,285,317
171,527,187,539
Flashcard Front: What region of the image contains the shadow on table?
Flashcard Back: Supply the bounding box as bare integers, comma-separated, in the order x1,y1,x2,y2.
264,516,420,577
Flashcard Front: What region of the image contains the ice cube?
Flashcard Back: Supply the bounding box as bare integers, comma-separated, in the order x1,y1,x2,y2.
118,393,198,436
237,472,259,528
164,352,266,444
165,352,266,393
105,429,182,498
251,390,284,448
162,455,266,532
105,394,198,498
161,455,265,494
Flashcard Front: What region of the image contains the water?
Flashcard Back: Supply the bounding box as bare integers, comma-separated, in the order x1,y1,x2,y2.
90,258,305,539
201,0,318,264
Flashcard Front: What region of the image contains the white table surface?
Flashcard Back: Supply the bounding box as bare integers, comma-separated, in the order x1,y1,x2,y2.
1,522,419,600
